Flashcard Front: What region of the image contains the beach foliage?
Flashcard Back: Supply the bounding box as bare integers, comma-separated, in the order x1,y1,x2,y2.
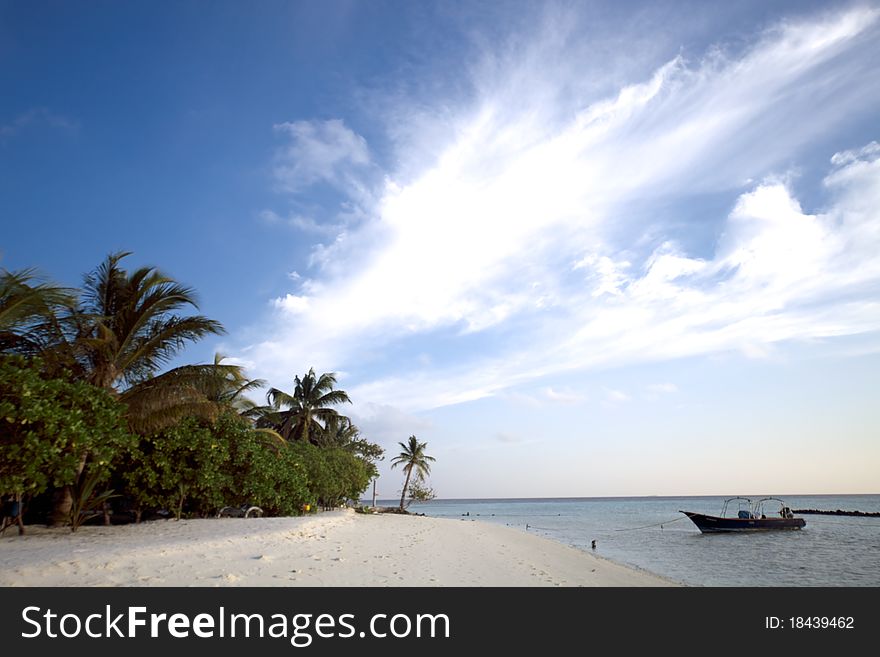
219,413,310,515
118,412,376,520
0,355,134,498
2,254,233,524
123,417,231,520
262,368,351,443
1,254,392,526
391,435,435,510
77,252,225,391
321,415,384,461
405,471,437,507
68,468,118,532
0,268,74,360
292,442,373,509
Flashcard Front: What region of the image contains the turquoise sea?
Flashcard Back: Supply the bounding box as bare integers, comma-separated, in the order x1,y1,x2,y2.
400,495,880,586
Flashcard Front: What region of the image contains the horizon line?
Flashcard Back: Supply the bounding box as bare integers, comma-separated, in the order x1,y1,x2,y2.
367,492,879,502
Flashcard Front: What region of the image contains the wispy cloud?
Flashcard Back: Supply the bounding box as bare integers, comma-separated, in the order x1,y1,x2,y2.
272,119,371,193
232,6,880,412
604,388,631,405
259,209,343,236
349,402,433,448
0,107,78,140
542,387,587,404
500,386,587,408
647,383,678,395
645,382,679,402
263,119,379,241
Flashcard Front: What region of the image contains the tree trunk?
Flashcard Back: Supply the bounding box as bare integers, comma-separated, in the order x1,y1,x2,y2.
399,467,412,510
48,486,74,527
48,451,89,527
49,376,117,526
176,487,185,520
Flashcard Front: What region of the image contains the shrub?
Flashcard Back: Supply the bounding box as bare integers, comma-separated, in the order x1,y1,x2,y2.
0,355,134,498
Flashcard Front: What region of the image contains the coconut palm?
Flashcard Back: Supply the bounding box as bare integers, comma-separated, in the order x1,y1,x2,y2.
191,353,286,447
263,368,351,443
390,435,435,510
0,268,74,358
318,415,361,448
49,252,226,523
79,251,224,390
319,415,384,467
194,353,266,414
67,252,228,434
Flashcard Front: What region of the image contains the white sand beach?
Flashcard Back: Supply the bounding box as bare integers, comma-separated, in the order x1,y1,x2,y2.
0,510,675,587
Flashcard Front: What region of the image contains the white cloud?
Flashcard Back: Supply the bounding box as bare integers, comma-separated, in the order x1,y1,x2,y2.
0,107,77,139
830,141,880,167
349,402,433,447
273,119,370,193
605,388,631,404
333,140,880,412
500,386,587,408
542,387,587,404
259,209,343,235
233,7,880,410
645,382,679,401
574,254,631,298
272,294,310,314
647,383,678,395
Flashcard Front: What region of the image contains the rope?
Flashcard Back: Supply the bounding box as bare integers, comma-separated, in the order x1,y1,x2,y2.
523,515,687,534
453,513,567,518
613,516,687,531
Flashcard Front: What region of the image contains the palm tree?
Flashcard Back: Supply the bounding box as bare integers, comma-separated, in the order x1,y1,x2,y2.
195,353,266,414
192,353,287,448
0,268,74,358
49,252,226,523
263,368,351,443
79,251,224,391
66,253,227,435
320,414,384,465
318,415,361,448
390,435,435,510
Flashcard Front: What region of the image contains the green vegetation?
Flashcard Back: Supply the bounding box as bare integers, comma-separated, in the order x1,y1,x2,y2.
391,435,436,510
0,255,403,530
406,471,437,507
0,355,134,500
261,368,352,443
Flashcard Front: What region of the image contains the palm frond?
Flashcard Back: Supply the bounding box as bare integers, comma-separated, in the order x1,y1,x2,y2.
78,252,225,391
0,268,76,344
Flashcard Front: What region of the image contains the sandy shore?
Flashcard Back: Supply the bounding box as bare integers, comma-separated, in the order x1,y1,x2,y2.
0,510,676,586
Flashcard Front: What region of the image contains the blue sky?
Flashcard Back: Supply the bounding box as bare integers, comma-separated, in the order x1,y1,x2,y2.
2,1,879,497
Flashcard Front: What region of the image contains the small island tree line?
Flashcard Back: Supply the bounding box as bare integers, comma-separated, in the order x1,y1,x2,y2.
0,252,434,531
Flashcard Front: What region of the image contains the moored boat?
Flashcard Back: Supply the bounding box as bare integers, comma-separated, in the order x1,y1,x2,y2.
680,497,805,533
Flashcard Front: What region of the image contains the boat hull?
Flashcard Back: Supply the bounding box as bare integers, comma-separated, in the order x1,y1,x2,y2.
680,511,805,533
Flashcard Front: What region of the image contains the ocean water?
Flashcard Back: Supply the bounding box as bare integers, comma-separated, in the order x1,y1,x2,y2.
402,495,880,586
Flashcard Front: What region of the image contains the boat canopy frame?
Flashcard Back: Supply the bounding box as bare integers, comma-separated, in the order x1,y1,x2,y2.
719,496,755,518
718,496,793,519
754,497,794,519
